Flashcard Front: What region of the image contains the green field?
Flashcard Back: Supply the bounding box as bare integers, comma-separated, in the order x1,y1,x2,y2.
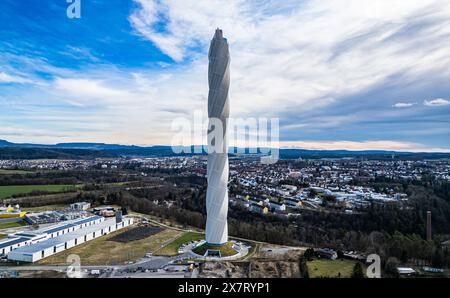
0,185,76,199
0,169,34,175
192,242,238,257
0,220,26,230
0,234,7,239
155,232,205,256
307,259,364,278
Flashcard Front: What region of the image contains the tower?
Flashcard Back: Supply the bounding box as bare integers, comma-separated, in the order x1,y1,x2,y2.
427,210,432,241
205,28,230,245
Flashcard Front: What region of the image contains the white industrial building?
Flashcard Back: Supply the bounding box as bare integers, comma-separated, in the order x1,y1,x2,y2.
1,216,101,256
0,237,30,256
70,201,91,211
4,216,133,262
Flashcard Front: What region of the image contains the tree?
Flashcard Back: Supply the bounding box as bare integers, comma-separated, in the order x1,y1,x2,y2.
432,248,445,268
384,257,400,278
298,256,309,278
303,248,315,261
351,262,365,278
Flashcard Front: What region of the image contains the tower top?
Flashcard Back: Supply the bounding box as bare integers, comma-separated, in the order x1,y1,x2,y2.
214,28,223,38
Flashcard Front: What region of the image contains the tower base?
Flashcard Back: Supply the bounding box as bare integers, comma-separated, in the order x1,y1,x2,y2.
192,242,238,258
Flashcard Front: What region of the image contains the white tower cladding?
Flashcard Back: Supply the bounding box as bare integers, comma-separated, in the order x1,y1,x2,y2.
205,29,230,245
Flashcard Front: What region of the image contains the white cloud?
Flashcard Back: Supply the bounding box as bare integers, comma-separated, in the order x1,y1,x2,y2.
424,98,450,107
3,1,450,149
129,0,450,119
280,140,450,153
393,102,415,108
0,72,31,84
52,77,138,106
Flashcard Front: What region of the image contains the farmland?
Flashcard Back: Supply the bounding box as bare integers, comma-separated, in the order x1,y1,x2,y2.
307,259,364,278
0,169,34,175
0,184,77,199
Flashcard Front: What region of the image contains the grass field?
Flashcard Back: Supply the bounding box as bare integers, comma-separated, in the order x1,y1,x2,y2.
22,205,68,212
0,169,34,175
0,220,26,230
0,234,6,239
192,242,238,257
0,185,76,199
154,232,205,256
307,259,363,278
37,227,181,265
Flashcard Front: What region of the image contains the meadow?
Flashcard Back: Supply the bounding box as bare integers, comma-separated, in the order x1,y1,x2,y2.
0,184,76,199
307,258,364,278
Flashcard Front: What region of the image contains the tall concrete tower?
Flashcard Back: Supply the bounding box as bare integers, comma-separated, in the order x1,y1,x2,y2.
205,29,230,245
427,211,432,241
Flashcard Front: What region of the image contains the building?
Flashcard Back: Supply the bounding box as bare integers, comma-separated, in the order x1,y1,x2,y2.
92,206,116,217
2,216,102,256
317,248,338,260
250,203,268,215
283,197,302,208
24,211,63,225
70,202,91,211
7,216,133,262
0,237,30,256
268,201,286,212
205,29,230,246
441,240,450,251
0,205,26,219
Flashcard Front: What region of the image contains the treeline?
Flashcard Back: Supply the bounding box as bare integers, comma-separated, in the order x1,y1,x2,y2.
0,170,141,186
0,147,118,159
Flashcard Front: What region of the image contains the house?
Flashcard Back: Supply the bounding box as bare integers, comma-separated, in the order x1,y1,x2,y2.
249,198,264,206
317,248,338,260
284,197,302,208
250,203,268,215
282,184,298,192
268,201,286,212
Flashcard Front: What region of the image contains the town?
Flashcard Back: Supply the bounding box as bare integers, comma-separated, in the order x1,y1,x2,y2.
4,156,449,217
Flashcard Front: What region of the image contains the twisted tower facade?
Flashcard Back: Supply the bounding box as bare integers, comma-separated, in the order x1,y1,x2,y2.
205,29,230,245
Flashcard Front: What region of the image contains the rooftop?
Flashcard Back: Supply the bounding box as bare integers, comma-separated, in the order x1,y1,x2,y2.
9,218,120,254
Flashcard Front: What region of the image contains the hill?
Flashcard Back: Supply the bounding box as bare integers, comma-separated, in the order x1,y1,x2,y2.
1,139,449,160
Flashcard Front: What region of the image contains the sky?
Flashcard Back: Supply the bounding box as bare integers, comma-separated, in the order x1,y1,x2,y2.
1,0,450,152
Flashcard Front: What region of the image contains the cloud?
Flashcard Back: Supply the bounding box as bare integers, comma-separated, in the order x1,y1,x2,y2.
0,72,31,84
2,1,450,149
52,77,136,106
424,98,450,107
280,140,450,153
393,102,415,108
129,0,450,120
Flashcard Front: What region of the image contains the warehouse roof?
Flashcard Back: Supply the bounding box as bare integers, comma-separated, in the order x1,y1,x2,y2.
0,237,28,250
35,215,103,235
9,218,121,254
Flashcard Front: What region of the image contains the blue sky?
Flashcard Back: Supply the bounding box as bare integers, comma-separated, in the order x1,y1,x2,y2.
1,0,450,151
